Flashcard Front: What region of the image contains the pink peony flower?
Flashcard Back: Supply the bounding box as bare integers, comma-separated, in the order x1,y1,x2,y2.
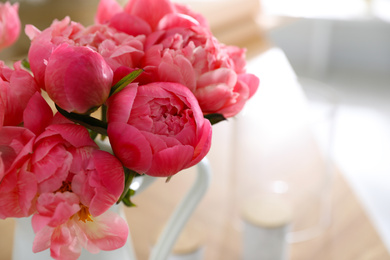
94,0,259,118
0,61,39,127
142,26,259,118
76,24,145,72
13,93,128,259
26,17,85,90
107,82,212,177
44,44,113,114
32,208,128,260
0,93,67,220
30,134,127,259
26,17,145,92
0,2,21,51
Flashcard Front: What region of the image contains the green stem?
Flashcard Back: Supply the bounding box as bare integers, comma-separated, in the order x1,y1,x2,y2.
117,168,137,204
101,104,107,123
56,105,108,136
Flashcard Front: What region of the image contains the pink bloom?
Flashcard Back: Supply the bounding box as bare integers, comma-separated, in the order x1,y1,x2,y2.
29,130,127,259
26,17,84,90
0,2,21,51
94,0,259,117
107,82,212,177
0,126,37,219
27,16,145,92
0,93,61,219
32,209,128,260
19,93,127,258
44,44,113,114
0,61,39,127
31,123,98,194
76,24,145,72
142,26,259,118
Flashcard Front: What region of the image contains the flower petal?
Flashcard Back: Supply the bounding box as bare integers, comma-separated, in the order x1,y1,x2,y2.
50,225,81,260
45,124,97,148
109,12,152,36
124,0,175,30
23,92,53,135
74,210,128,252
107,83,138,123
107,122,152,173
88,150,124,216
147,145,194,177
32,225,53,253
0,163,37,218
188,119,212,167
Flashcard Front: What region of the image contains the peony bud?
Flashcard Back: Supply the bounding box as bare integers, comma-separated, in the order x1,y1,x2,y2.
45,44,113,114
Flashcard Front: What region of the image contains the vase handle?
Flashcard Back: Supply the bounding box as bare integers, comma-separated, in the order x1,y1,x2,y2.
149,157,212,260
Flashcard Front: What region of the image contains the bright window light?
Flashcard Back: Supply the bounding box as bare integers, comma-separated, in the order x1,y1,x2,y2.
261,0,369,19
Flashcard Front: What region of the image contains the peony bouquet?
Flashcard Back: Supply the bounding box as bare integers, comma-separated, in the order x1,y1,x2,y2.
0,0,259,259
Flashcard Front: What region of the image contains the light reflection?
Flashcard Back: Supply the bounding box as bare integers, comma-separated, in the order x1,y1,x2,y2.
272,181,289,194
130,181,141,191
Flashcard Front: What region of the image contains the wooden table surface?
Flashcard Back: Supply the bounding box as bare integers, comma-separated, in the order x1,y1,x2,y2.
1,41,389,260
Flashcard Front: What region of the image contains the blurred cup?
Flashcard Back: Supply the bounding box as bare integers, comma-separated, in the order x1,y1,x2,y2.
276,78,338,243
237,76,338,245
241,196,292,260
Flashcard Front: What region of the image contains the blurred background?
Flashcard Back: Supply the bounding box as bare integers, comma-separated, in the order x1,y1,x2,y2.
167,0,390,258
176,0,390,256
260,0,390,254
260,0,390,253
0,0,389,259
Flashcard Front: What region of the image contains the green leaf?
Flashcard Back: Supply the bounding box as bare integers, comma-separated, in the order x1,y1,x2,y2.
110,69,144,96
204,113,226,125
89,129,98,140
21,59,30,70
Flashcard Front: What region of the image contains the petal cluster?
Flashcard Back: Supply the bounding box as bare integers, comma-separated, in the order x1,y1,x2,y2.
0,0,260,259
107,82,212,177
0,94,127,259
95,0,259,118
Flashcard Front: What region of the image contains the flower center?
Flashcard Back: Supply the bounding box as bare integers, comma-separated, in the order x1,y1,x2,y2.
148,100,190,136
77,205,93,223
56,181,72,193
